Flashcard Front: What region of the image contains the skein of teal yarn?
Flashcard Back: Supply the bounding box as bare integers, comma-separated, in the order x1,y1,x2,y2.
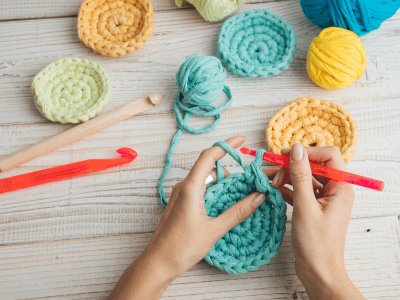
300,0,400,35
158,55,232,207
218,9,297,78
204,141,287,274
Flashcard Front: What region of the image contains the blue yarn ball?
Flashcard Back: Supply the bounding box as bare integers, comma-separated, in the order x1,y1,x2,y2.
176,55,227,107
158,56,233,207
300,0,400,35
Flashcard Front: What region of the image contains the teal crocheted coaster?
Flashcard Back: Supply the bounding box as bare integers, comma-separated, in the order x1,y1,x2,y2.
204,141,287,274
218,9,297,78
32,57,112,124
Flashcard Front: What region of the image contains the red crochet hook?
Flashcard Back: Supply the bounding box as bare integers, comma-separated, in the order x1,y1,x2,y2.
0,148,138,195
240,147,384,192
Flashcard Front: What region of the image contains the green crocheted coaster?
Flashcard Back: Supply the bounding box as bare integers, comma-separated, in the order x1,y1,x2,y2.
32,57,112,124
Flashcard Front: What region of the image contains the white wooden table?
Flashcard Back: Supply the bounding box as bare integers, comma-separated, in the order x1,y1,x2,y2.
1,1,400,299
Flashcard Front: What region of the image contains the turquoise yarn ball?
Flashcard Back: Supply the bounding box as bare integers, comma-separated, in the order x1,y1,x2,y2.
300,0,400,35
218,9,297,78
203,141,287,274
158,56,233,207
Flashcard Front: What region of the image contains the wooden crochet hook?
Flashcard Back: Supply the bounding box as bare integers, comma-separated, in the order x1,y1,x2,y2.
0,93,164,172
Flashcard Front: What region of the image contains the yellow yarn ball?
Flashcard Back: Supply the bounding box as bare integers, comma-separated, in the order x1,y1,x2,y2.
176,0,247,22
307,27,367,90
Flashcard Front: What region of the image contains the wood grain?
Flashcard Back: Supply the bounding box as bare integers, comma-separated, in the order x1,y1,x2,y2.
0,101,399,245
0,2,399,125
0,0,278,21
0,216,399,299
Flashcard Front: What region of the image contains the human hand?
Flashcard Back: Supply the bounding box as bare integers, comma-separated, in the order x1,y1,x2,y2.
270,143,364,299
143,135,270,279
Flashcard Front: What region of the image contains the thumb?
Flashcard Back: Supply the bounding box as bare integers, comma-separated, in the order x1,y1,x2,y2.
213,192,266,237
289,143,318,215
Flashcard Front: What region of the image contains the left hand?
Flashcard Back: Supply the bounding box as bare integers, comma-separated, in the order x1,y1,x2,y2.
144,135,268,278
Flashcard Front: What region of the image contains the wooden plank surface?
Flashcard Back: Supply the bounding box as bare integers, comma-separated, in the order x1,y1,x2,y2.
0,0,276,21
0,2,400,125
0,100,399,245
0,216,399,299
1,0,400,298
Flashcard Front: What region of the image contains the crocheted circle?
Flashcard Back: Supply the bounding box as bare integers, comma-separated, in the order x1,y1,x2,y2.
307,27,366,90
203,141,287,275
218,9,297,77
300,0,400,36
32,57,112,124
266,97,358,163
175,0,247,22
78,0,155,57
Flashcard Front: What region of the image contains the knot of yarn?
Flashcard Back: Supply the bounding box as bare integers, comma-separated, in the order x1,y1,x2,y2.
32,57,112,124
307,27,366,90
218,9,297,78
78,0,155,57
266,97,358,163
158,56,232,206
175,0,248,22
204,141,287,274
300,0,400,35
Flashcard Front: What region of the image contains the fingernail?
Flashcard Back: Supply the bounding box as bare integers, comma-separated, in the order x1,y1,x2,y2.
271,171,281,188
291,143,304,161
252,193,267,209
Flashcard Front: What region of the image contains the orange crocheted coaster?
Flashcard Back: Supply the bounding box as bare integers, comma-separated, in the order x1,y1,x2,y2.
78,0,155,57
266,97,358,163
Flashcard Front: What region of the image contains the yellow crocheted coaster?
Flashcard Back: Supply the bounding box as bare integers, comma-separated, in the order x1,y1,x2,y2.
32,57,112,124
266,97,358,163
78,0,155,57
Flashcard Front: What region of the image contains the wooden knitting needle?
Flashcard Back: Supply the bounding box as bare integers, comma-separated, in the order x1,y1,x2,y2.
0,93,164,172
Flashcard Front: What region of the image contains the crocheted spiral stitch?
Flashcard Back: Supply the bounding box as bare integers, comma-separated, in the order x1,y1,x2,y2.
78,0,155,57
32,57,111,124
266,97,358,163
204,141,287,274
218,9,297,78
158,55,232,206
175,0,247,22
307,27,366,90
300,0,400,36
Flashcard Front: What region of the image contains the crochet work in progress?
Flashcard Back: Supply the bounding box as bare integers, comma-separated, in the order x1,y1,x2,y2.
300,0,400,36
266,97,358,163
204,141,286,274
307,27,366,90
32,57,112,124
158,55,232,206
175,0,247,22
218,9,297,78
78,0,155,57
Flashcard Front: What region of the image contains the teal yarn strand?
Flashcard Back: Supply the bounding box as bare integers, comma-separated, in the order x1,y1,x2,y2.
300,0,400,35
204,141,287,274
218,9,297,78
158,56,232,207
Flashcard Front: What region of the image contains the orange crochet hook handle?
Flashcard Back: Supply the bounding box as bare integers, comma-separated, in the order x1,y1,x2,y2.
0,148,138,195
240,147,384,192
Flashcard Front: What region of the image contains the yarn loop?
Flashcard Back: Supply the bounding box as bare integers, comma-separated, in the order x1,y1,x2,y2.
203,141,286,274
300,0,400,35
307,27,366,90
158,56,232,206
32,57,111,124
218,9,297,77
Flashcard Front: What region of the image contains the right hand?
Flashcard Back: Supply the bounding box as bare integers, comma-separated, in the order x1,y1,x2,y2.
270,143,364,299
